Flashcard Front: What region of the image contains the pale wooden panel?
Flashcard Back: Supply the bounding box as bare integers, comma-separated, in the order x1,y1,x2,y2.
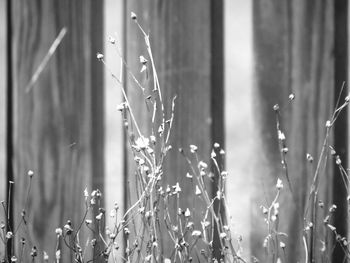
10,1,103,261
104,0,124,257
252,0,348,262
224,0,253,258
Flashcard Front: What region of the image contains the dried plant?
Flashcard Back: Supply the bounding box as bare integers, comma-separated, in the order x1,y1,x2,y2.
1,11,349,263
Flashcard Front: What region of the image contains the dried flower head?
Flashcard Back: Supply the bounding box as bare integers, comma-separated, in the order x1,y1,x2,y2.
306,153,313,163
219,232,227,239
192,230,202,238
221,171,228,179
195,185,201,196
64,223,73,235
335,155,342,165
96,213,103,221
318,200,324,208
141,65,147,73
139,55,148,65
117,102,128,111
31,246,38,258
281,147,288,153
276,178,283,190
186,172,193,179
202,221,211,228
289,93,295,101
329,204,337,213
96,53,104,60
190,144,198,153
130,12,137,20
6,231,13,239
186,221,194,229
277,130,286,141
124,227,130,235
145,211,152,219
28,170,34,178
43,251,49,261
345,94,350,102
91,239,97,247
108,36,116,44
214,142,220,148
55,228,63,236
150,135,156,144
56,250,61,260
260,205,268,215
327,224,336,232
198,161,208,169
173,182,181,193
135,136,149,150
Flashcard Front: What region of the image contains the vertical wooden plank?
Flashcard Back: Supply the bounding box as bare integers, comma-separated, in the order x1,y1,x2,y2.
9,0,103,261
0,0,7,240
210,1,225,259
90,0,105,196
333,0,348,261
124,0,224,260
253,0,348,262
252,0,294,260
5,1,14,260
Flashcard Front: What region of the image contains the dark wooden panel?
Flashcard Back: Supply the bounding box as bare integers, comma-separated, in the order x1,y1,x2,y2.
333,0,348,261
9,0,103,261
253,0,348,262
0,0,6,221
124,0,224,261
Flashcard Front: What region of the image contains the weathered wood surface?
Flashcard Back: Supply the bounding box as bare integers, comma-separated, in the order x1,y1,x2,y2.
253,0,348,262
124,0,224,260
0,0,6,225
9,0,103,261
332,1,348,262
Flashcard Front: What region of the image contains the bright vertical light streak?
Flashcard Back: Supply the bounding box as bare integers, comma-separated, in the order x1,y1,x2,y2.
224,0,253,257
104,0,123,251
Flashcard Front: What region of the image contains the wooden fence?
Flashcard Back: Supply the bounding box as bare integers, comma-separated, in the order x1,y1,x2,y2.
252,0,348,262
0,0,349,262
4,0,104,261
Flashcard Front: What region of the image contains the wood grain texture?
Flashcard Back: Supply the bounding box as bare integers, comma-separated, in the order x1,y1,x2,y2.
333,1,348,261
0,0,6,227
10,0,103,261
253,0,348,262
124,0,224,260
